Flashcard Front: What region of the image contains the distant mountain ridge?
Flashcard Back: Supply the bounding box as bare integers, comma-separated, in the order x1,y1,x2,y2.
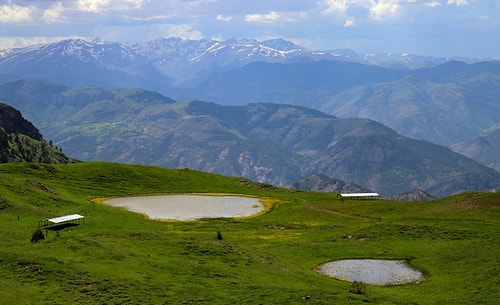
0,37,491,89
0,38,172,91
0,80,498,197
317,72,500,145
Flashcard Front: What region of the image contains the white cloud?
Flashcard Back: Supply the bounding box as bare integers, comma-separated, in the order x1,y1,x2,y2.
216,14,232,22
162,24,203,40
369,0,400,20
0,4,33,23
125,14,172,21
324,0,349,13
76,0,109,13
343,18,355,27
245,10,304,24
424,1,441,8
245,11,281,23
76,0,145,13
43,2,65,23
447,0,469,6
38,0,152,24
210,34,223,41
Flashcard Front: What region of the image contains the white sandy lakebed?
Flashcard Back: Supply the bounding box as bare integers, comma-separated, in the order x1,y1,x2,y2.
317,259,424,285
103,194,264,220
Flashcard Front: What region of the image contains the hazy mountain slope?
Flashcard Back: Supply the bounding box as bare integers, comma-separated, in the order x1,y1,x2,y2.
185,60,500,147
1,81,497,196
411,60,500,82
180,60,405,107
450,127,500,172
0,80,175,133
294,118,499,196
319,74,500,145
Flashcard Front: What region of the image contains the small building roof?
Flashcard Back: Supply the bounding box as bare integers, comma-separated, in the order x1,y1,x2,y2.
340,193,379,197
47,214,84,224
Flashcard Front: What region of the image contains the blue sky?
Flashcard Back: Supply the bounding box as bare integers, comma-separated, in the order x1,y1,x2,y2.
0,0,498,57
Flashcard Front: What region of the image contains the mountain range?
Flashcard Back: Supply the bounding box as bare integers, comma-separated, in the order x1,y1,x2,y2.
0,38,498,195
0,37,491,89
1,38,497,151
0,80,498,197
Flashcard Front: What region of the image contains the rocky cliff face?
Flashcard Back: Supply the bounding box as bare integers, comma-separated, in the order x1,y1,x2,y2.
0,103,43,140
0,103,71,164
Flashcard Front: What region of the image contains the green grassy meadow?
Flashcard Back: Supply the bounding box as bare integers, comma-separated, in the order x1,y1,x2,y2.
0,162,498,304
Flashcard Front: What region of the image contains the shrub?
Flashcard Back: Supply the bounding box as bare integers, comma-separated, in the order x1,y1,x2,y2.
349,281,366,295
31,228,45,243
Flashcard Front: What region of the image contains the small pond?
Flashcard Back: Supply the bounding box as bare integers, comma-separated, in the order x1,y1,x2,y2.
317,259,423,285
103,194,264,220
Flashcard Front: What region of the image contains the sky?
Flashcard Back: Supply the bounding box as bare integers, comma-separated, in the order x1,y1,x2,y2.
0,0,498,57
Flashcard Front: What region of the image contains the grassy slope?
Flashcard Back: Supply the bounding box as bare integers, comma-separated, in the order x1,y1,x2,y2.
0,162,498,304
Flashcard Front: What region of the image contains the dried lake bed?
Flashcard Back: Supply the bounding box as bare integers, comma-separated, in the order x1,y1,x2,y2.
103,194,264,220
318,259,424,285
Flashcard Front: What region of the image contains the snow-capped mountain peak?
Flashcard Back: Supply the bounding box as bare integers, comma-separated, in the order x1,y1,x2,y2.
0,37,492,89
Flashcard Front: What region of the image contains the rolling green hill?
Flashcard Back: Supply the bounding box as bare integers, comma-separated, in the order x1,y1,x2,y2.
0,162,498,304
